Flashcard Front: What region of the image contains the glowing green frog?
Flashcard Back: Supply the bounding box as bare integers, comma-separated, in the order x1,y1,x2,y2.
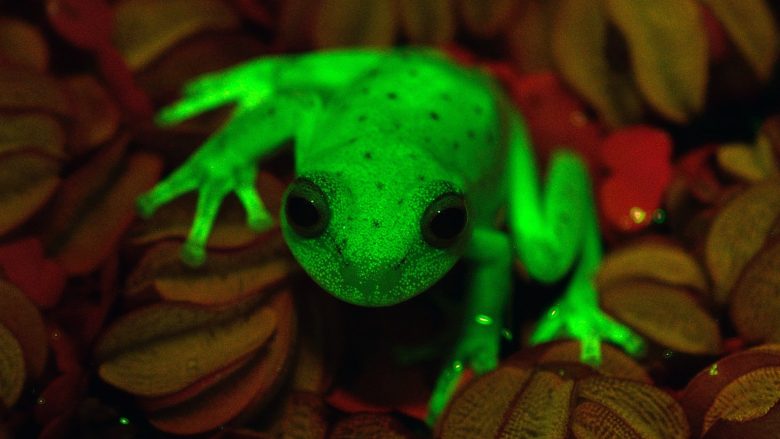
136,48,644,422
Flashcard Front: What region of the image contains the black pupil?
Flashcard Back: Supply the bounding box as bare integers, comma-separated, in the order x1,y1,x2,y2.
431,207,466,240
287,196,320,228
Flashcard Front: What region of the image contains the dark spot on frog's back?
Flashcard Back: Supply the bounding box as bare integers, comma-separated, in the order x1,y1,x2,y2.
429,112,440,121
376,182,385,190
372,219,381,228
357,114,367,123
440,93,452,102
467,130,476,140
364,151,373,160
387,92,397,100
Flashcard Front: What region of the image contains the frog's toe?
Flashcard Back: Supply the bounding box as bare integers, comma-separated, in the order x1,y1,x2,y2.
236,184,273,232
181,241,206,267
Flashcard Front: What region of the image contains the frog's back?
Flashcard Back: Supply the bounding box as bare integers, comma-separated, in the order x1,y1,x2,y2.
300,49,508,223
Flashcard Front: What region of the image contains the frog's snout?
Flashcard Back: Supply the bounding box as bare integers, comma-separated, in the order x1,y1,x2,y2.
339,261,405,306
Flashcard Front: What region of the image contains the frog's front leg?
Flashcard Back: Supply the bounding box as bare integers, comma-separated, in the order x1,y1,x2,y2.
137,91,321,265
428,228,511,424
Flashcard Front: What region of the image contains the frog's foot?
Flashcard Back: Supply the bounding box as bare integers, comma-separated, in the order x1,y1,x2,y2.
530,298,645,366
427,323,500,426
137,151,272,266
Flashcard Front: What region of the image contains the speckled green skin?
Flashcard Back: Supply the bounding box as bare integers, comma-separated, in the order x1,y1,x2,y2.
289,51,507,306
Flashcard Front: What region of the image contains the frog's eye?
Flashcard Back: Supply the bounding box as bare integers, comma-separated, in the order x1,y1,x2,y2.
284,178,331,238
421,192,468,248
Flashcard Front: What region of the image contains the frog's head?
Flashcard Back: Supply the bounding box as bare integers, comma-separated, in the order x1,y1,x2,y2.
280,168,471,307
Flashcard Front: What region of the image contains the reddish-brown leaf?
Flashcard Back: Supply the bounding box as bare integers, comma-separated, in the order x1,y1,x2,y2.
62,75,120,154
96,294,276,397
0,113,65,158
730,238,780,343
0,68,69,116
146,289,296,435
596,239,709,293
125,231,296,305
438,361,689,438
551,0,643,127
601,280,721,355
680,344,780,438
0,323,25,409
0,18,48,71
398,0,455,44
313,0,396,48
0,280,48,380
457,0,519,38
0,238,66,308
0,151,60,236
113,0,240,71
705,179,780,304
331,413,417,439
44,139,163,275
604,0,707,123
702,0,779,81
520,340,652,384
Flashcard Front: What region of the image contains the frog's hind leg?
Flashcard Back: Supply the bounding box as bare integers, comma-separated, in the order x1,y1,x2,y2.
505,109,644,364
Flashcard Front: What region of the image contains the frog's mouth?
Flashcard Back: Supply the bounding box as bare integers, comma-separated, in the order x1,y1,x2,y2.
332,261,411,307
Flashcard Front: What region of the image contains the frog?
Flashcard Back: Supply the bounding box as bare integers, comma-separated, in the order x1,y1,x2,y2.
136,48,644,424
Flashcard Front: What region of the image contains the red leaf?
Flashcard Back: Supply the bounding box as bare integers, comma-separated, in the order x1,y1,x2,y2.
599,126,673,232
0,238,65,308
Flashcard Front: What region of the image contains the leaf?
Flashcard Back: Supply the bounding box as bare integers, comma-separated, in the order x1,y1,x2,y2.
457,0,518,38
498,71,602,167
0,113,65,158
330,413,418,439
575,376,689,439
598,126,673,232
97,298,276,396
572,401,642,439
439,361,689,438
730,239,780,343
62,75,120,154
113,0,240,70
397,0,455,44
0,281,49,381
604,0,707,123
0,238,66,309
125,232,297,305
46,0,114,50
529,341,652,384
703,367,780,434
0,151,60,236
596,239,709,292
273,392,328,439
0,18,49,71
680,344,780,437
551,0,642,127
313,0,396,48
494,370,573,437
507,0,556,73
147,289,296,435
705,179,780,303
703,0,779,81
717,141,778,182
437,366,532,438
0,68,69,116
44,139,163,275
600,280,721,354
0,323,25,409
